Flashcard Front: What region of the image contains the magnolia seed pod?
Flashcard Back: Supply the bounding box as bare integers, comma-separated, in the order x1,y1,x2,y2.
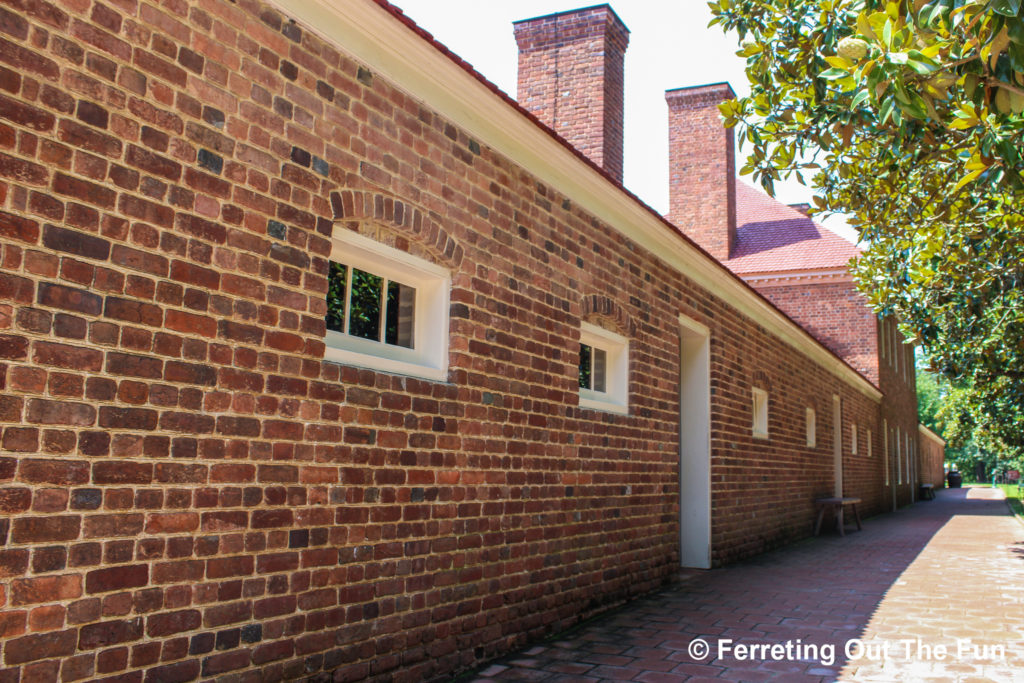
837,37,869,61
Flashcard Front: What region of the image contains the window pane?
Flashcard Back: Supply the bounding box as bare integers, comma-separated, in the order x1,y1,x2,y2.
592,347,607,392
579,344,591,389
385,280,415,348
326,262,348,333
349,268,382,341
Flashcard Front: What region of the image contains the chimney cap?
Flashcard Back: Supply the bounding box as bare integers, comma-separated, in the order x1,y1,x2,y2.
512,4,630,33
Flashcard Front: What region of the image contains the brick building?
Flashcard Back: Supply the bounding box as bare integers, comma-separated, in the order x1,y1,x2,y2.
667,82,932,512
0,1,932,681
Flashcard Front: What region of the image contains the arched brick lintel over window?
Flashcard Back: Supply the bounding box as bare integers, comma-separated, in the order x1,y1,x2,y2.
580,294,635,338
329,190,463,269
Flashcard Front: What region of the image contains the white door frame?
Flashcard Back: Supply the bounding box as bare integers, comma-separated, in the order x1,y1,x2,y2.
678,314,711,569
832,395,842,497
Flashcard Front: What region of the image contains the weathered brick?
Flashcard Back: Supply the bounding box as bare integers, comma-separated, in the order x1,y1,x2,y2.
3,629,78,665
0,94,56,131
78,617,143,650
0,209,40,243
10,515,80,543
37,282,102,316
0,334,27,359
11,574,81,606
25,398,95,426
42,224,110,260
33,341,103,370
85,564,148,594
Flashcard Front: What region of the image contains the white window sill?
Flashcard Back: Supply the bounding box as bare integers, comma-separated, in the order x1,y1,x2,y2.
579,391,629,415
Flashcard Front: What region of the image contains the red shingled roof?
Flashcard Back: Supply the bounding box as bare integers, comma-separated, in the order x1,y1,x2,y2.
728,182,860,274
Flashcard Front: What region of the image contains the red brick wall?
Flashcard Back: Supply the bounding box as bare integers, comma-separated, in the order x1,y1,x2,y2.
919,429,946,491
879,317,922,508
514,6,629,182
753,279,880,386
665,84,736,261
0,0,885,680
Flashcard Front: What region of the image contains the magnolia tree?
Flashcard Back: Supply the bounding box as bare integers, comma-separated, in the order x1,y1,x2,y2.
709,0,1024,459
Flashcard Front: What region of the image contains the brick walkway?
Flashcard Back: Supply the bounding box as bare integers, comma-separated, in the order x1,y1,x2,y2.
470,487,1024,682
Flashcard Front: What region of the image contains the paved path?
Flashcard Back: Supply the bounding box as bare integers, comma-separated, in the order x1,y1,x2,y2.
471,487,1024,682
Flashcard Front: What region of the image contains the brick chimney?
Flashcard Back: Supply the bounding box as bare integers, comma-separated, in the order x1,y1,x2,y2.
514,5,630,182
665,83,737,262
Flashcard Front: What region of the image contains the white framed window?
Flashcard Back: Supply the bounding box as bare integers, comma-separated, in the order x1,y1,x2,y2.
324,230,449,381
896,427,902,484
751,388,768,439
805,407,816,448
851,422,858,455
882,422,888,484
578,322,628,414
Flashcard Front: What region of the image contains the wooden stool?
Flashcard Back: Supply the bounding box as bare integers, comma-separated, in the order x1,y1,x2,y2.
813,497,862,536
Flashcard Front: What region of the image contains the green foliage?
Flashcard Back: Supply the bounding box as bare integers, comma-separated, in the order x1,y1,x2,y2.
710,0,1024,462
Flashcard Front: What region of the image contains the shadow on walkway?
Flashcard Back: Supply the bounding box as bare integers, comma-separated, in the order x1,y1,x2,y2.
470,487,1024,682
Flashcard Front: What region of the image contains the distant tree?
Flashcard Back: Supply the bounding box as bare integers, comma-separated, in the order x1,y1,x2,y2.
709,0,1024,460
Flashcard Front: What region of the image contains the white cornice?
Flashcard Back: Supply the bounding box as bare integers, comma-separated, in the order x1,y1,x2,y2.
267,0,882,403
740,269,855,287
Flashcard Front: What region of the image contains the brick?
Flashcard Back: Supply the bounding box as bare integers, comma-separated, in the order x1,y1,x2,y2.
3,629,77,665
42,224,110,260
78,617,143,650
143,660,200,683
146,609,200,637
0,151,47,185
33,341,102,370
37,282,102,316
145,512,199,534
0,487,30,513
57,120,122,158
85,565,148,594
93,460,154,484
164,310,216,337
2,427,37,452
103,297,163,326
11,574,81,606
0,94,56,131
0,209,40,243
0,549,29,579
126,144,181,181
105,352,162,379
18,458,89,485
25,399,95,426
10,516,80,543
0,334,27,359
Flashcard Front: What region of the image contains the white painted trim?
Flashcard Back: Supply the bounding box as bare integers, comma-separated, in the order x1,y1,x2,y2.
270,0,881,402
678,314,711,569
832,394,842,497
751,388,768,439
578,322,629,415
740,269,855,286
325,229,450,382
806,407,816,448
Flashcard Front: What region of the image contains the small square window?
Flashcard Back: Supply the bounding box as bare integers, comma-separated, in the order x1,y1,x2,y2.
752,388,768,439
805,407,816,447
324,230,449,381
578,322,628,414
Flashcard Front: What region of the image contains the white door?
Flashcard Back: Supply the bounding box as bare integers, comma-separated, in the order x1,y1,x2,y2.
678,316,711,568
832,395,842,497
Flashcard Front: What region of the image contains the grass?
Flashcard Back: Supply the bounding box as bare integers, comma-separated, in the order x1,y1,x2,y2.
993,483,1024,519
